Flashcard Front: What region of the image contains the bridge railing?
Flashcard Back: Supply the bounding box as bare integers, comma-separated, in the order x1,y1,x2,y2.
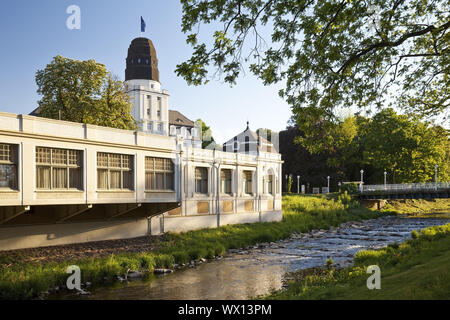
360,182,450,193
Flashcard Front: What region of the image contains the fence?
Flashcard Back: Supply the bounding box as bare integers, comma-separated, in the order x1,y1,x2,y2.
361,182,450,193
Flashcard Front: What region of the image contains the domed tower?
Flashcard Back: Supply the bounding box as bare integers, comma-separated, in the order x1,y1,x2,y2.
125,37,160,82
125,37,169,136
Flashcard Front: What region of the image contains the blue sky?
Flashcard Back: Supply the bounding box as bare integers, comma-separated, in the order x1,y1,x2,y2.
0,0,292,143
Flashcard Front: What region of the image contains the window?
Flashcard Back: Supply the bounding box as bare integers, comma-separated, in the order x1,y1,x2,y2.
195,167,208,194
243,171,253,195
0,144,18,190
245,136,250,153
145,157,174,191
268,175,273,195
221,169,232,195
157,97,162,118
145,58,149,65
97,153,134,190
147,123,152,132
36,147,83,190
158,123,163,133
137,58,142,64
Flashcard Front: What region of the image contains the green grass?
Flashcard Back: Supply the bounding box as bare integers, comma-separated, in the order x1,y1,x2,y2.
264,223,450,300
381,199,450,217
0,194,383,300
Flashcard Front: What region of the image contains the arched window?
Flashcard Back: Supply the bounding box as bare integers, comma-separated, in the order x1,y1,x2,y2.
267,175,273,195
245,136,250,153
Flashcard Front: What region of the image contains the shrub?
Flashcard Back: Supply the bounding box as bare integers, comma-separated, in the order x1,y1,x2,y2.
411,230,419,239
326,258,334,267
339,183,359,195
154,254,174,269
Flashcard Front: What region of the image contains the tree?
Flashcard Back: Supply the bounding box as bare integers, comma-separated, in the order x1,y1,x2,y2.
35,55,136,130
195,119,216,149
361,108,449,183
282,109,450,184
177,0,449,133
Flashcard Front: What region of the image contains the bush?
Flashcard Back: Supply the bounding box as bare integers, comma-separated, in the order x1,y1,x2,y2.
411,230,419,239
339,183,359,195
154,254,174,269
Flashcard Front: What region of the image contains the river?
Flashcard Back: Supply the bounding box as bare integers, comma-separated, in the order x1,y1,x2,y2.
62,216,448,300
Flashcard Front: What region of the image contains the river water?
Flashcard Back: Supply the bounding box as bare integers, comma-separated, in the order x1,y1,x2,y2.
67,216,448,300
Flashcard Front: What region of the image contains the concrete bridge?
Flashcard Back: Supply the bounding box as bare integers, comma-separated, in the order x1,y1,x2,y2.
359,182,450,200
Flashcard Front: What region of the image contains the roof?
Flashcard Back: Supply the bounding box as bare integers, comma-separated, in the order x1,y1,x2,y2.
223,122,277,154
125,37,159,82
29,106,41,116
169,110,195,128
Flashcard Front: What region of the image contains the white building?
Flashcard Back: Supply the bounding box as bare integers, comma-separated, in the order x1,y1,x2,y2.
0,37,282,251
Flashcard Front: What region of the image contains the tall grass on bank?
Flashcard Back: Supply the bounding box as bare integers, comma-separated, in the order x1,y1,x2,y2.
0,194,382,300
265,223,450,300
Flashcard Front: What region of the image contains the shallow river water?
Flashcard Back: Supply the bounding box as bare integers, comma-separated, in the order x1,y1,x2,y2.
66,216,448,300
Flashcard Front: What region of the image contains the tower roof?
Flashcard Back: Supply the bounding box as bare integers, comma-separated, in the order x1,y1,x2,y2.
125,37,159,82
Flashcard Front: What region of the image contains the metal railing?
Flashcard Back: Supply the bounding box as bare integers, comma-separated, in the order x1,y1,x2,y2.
360,182,450,193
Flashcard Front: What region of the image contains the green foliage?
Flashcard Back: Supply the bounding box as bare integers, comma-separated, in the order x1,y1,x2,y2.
325,258,334,267
36,55,137,130
411,230,419,239
195,119,217,149
339,183,359,195
361,109,450,183
287,176,293,193
297,109,450,183
177,0,449,122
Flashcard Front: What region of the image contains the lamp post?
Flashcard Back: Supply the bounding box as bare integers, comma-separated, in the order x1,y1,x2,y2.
297,175,300,194
435,164,438,191
327,176,330,193
384,171,387,189
285,174,288,193
360,169,364,192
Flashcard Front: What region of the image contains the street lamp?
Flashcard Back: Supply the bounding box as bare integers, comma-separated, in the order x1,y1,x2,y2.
384,171,387,189
327,176,330,192
285,174,288,192
297,175,300,194
360,170,364,192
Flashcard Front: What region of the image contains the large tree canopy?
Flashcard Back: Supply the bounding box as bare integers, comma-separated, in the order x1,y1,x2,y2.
36,55,136,130
295,108,450,183
177,0,449,130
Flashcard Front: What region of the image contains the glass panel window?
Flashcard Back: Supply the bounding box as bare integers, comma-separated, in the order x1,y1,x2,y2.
195,167,208,194
97,153,134,190
268,175,273,195
145,157,174,191
0,144,18,189
243,171,253,195
221,169,232,194
36,147,83,190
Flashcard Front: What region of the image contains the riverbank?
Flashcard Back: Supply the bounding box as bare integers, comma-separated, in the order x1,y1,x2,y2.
0,194,383,300
264,223,450,300
381,199,450,217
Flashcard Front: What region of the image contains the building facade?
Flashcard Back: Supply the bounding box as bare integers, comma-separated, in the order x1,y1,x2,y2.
0,37,282,251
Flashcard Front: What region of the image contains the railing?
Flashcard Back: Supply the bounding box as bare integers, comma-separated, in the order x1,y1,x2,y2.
361,182,450,193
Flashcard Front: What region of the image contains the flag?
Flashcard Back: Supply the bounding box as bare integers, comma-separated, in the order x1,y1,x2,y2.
141,16,146,33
